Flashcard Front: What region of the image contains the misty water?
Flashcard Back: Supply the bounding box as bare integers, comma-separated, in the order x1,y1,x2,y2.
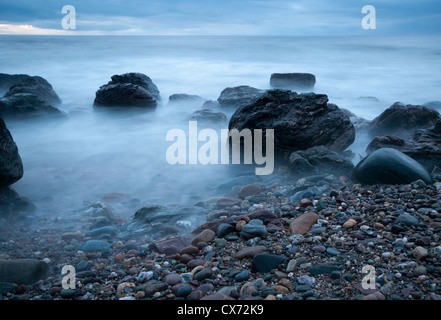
1,35,441,228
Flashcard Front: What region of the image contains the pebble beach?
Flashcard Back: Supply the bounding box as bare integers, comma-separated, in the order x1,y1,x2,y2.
2,169,441,301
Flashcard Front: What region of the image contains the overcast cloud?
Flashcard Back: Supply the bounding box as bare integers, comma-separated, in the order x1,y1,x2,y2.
0,0,440,35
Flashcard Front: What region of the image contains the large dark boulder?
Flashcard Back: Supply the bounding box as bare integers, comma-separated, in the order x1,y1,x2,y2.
368,102,440,139
353,148,432,185
289,146,354,178
4,76,61,106
366,120,441,172
0,187,36,215
228,90,355,159
270,73,316,90
0,93,64,120
93,73,160,109
0,117,23,187
217,85,264,108
0,74,33,93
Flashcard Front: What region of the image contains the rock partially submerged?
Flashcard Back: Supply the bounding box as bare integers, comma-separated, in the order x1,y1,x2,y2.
0,93,65,120
0,74,61,106
4,76,61,106
228,90,355,159
353,148,432,185
368,102,440,139
217,85,264,108
0,117,23,187
366,119,441,172
289,146,354,178
94,73,160,109
270,73,316,90
168,94,204,106
0,74,64,120
189,109,227,126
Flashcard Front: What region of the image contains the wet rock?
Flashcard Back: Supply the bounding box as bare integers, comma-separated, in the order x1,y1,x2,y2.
0,187,36,216
289,146,354,178
366,119,441,172
368,102,440,139
0,74,32,93
0,259,48,285
80,240,111,252
0,93,64,120
193,268,213,281
94,72,160,109
235,270,250,282
217,85,264,108
251,254,286,273
216,198,242,208
343,219,357,229
149,236,188,256
412,246,428,260
164,273,182,286
215,175,260,193
289,212,319,235
270,73,316,90
168,93,204,105
308,264,341,275
238,184,264,200
234,245,267,259
353,148,432,185
0,117,23,188
216,223,235,238
394,213,421,227
191,229,216,246
240,219,267,239
189,109,227,126
86,226,118,239
0,74,61,105
228,90,355,160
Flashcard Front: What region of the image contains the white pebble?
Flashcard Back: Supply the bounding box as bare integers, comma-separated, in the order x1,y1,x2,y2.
42,258,51,264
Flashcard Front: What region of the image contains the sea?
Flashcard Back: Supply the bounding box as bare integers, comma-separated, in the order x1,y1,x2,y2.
1,35,440,222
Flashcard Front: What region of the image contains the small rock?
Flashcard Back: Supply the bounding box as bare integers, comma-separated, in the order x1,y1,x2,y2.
299,198,313,208
193,268,213,281
251,254,286,273
289,212,319,235
326,248,341,256
241,220,267,239
343,219,357,229
234,271,250,282
412,246,428,260
80,240,111,252
234,245,267,259
363,292,386,300
191,229,216,246
216,223,235,238
238,184,264,200
164,273,182,286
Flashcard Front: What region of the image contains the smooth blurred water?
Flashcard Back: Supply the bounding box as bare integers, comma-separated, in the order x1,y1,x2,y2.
0,35,440,219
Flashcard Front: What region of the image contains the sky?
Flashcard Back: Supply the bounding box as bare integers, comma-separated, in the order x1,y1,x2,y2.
0,0,440,36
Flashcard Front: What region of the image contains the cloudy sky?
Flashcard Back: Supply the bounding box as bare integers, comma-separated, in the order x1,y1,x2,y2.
0,0,440,36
